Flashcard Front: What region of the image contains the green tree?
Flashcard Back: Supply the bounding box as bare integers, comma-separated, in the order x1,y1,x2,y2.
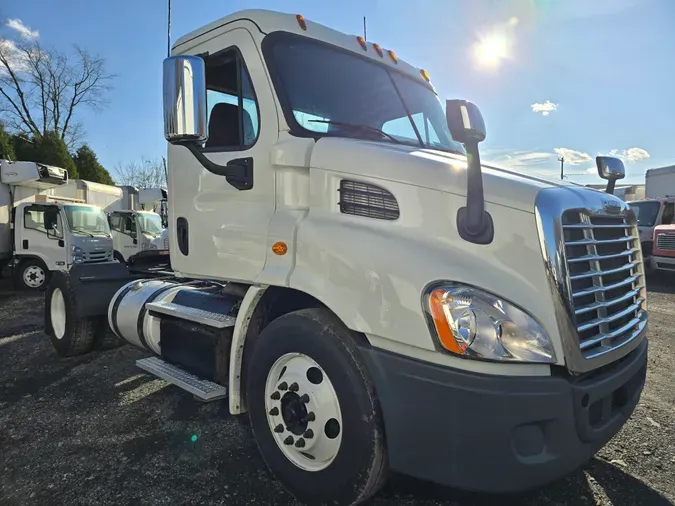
0,123,14,160
31,131,78,178
73,144,114,184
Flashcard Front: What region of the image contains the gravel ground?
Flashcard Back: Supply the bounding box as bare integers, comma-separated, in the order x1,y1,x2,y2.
1,277,674,506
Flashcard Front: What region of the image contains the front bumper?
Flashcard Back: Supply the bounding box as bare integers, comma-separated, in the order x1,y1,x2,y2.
360,338,647,493
651,255,675,272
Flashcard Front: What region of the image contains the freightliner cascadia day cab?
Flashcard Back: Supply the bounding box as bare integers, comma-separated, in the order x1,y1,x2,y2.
0,161,114,290
44,10,648,505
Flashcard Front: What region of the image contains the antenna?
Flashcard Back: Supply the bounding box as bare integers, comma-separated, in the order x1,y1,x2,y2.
167,0,172,57
363,16,367,41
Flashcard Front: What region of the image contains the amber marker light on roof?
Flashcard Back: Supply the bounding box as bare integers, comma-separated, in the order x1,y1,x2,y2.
420,69,430,81
296,14,307,30
372,43,384,57
356,36,367,51
387,50,398,63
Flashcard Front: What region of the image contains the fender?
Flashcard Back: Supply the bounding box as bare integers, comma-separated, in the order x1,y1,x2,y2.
228,285,267,414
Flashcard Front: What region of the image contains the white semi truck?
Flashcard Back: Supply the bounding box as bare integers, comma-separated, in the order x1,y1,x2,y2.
44,10,648,505
0,160,114,290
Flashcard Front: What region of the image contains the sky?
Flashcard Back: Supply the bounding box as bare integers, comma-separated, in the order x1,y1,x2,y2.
1,0,673,185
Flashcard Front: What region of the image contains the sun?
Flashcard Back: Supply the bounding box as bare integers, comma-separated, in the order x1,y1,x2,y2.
474,33,510,69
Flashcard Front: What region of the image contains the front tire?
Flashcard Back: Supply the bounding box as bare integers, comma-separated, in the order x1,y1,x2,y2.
45,271,106,357
16,259,49,291
246,308,388,506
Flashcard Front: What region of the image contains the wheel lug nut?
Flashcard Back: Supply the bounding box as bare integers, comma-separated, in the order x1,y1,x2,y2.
306,412,316,422
274,424,284,433
269,407,279,416
289,382,299,392
299,394,309,403
270,391,280,400
278,382,288,391
303,429,314,439
295,438,306,448
284,436,294,445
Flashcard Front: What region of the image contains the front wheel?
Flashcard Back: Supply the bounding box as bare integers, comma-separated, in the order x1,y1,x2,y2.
16,259,49,290
246,308,388,506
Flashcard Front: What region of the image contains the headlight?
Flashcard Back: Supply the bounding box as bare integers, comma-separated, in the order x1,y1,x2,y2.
71,245,84,255
424,284,556,363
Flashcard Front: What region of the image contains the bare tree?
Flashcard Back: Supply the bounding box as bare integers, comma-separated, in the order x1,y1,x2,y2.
0,36,115,148
113,157,167,189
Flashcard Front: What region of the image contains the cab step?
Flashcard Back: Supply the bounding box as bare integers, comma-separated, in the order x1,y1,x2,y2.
136,356,228,401
145,300,236,329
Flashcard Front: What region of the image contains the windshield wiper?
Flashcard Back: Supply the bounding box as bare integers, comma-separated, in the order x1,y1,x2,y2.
72,230,94,238
91,230,111,237
308,120,402,144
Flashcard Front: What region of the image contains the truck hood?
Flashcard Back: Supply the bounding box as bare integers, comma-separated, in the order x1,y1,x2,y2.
309,138,590,213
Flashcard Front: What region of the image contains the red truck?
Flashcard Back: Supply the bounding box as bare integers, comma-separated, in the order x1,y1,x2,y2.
651,224,675,272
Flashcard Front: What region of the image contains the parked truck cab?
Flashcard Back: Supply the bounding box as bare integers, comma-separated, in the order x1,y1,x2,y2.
11,201,113,289
651,224,675,273
45,10,648,506
628,197,675,264
108,209,166,262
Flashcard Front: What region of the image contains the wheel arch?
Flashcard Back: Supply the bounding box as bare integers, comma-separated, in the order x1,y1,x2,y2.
229,285,369,415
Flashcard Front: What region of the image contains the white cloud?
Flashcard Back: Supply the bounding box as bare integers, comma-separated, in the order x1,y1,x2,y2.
531,100,558,116
606,147,650,163
6,19,38,40
485,149,554,169
553,148,592,165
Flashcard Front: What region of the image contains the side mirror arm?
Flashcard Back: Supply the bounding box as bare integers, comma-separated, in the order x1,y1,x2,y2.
456,142,494,244
183,143,253,191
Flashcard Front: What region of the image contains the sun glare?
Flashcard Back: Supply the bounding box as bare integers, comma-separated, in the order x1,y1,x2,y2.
474,33,510,69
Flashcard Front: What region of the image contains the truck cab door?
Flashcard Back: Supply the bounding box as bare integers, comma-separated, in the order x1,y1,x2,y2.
19,204,65,269
110,212,137,260
168,26,276,283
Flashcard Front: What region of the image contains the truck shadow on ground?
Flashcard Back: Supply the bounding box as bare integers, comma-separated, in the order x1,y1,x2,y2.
646,273,675,295
377,458,672,505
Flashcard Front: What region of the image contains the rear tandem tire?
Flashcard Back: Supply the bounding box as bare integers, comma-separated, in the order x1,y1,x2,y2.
45,270,106,357
246,308,388,506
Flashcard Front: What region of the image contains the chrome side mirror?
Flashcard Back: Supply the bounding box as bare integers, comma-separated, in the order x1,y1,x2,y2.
596,156,625,195
163,56,208,144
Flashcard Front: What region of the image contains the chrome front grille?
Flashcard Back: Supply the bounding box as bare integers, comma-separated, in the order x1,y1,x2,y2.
84,248,110,263
656,233,675,251
562,211,646,359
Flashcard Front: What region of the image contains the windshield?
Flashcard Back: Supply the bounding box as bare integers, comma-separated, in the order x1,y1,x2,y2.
266,33,465,154
629,201,661,227
64,205,111,235
137,213,164,235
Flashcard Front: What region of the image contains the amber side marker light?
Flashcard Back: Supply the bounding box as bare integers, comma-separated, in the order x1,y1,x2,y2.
296,14,307,30
272,242,288,256
428,289,465,354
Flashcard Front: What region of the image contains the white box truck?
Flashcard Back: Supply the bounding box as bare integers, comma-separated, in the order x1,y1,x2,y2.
44,10,648,505
1,161,114,290
645,165,675,199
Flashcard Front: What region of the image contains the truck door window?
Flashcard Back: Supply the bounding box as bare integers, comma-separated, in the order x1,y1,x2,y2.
23,206,62,239
204,48,260,150
109,214,123,232
662,203,674,225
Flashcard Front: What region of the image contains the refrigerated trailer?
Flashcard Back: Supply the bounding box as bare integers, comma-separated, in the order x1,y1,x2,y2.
44,10,648,506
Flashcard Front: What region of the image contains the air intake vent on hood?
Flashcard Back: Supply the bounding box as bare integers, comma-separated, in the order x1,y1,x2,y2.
338,180,399,220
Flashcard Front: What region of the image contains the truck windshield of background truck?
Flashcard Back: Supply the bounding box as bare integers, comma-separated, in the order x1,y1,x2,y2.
137,213,163,236
265,32,466,155
629,201,661,227
64,206,111,236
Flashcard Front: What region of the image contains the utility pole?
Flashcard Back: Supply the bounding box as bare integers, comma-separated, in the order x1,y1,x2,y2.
558,155,565,180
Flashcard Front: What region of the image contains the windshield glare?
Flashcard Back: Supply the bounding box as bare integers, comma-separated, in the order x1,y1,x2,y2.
64,206,111,235
629,201,661,228
268,33,465,154
137,213,164,235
